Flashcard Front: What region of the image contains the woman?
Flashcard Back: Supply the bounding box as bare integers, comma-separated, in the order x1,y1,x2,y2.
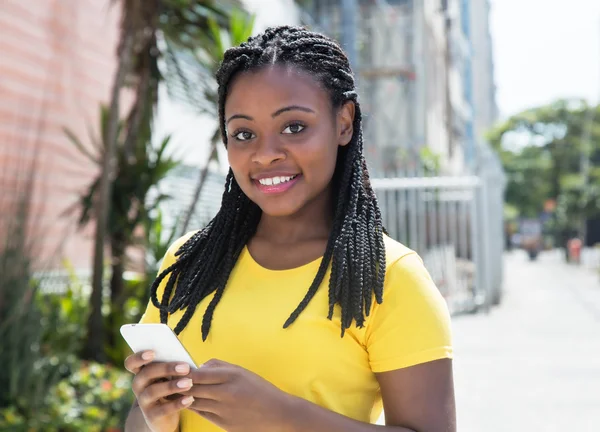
124,26,455,432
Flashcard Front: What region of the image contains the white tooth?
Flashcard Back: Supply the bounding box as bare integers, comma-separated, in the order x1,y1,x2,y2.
265,178,273,186
273,177,281,185
283,176,291,182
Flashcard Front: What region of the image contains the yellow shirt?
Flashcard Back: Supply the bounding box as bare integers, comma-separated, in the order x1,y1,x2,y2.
140,232,453,430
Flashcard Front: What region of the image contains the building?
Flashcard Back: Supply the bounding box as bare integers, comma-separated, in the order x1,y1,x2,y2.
469,0,499,154
0,0,121,269
299,0,498,177
0,0,499,271
0,0,304,271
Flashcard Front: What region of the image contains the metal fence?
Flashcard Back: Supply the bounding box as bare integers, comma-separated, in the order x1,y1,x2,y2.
38,157,506,316
371,167,505,314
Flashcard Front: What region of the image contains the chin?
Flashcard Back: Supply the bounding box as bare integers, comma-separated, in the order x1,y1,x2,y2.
255,200,305,218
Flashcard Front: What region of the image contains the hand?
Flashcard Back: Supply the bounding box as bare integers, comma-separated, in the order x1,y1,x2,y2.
184,359,294,432
124,351,195,432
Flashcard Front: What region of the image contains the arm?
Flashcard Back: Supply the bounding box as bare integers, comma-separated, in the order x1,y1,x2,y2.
283,358,455,432
284,251,456,431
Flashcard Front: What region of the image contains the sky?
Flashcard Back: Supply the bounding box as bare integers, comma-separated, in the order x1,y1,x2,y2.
490,0,600,117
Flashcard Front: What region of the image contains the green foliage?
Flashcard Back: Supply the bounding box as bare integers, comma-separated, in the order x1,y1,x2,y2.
0,166,70,420
66,105,180,364
145,208,180,280
46,362,133,431
37,263,90,359
487,99,600,235
419,147,442,176
103,273,147,367
163,3,255,116
65,107,179,240
0,362,133,431
178,8,255,234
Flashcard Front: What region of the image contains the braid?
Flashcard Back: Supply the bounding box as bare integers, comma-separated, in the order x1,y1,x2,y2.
149,26,386,338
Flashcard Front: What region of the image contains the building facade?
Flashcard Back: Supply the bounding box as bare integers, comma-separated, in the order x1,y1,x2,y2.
469,0,498,150
0,0,121,269
298,0,498,177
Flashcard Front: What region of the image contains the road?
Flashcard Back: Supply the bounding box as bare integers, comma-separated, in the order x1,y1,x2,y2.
452,250,600,431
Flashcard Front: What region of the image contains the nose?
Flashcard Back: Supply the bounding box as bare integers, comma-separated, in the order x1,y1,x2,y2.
251,135,285,166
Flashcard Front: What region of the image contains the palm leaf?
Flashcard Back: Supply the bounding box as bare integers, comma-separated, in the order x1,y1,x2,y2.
64,127,101,165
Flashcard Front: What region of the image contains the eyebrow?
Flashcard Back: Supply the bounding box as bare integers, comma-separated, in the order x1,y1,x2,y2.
226,105,316,125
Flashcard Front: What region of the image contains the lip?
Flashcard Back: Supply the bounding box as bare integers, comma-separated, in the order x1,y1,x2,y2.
253,173,302,195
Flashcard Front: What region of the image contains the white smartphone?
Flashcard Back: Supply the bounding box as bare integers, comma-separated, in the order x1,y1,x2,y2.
120,323,198,369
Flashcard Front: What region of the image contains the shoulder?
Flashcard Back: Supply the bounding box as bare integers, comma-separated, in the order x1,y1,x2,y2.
161,230,199,268
379,234,445,307
382,235,430,289
365,235,453,371
382,234,416,269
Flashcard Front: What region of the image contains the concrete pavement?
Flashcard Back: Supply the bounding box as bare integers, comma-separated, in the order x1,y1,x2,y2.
452,250,600,431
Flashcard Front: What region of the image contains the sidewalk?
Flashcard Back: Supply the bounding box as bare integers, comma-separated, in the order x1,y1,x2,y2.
452,250,600,431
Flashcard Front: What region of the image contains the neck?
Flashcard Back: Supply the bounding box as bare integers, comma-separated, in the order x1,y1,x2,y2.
254,188,333,245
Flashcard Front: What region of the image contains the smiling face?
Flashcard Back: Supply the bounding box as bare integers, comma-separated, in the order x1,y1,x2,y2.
224,65,355,218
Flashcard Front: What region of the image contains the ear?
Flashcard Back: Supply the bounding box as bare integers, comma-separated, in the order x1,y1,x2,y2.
337,101,355,147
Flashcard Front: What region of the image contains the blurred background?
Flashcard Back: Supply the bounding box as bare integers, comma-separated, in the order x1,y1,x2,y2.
0,0,599,430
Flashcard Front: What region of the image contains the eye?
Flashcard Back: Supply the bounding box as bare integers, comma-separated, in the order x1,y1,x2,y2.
232,130,255,141
282,123,305,135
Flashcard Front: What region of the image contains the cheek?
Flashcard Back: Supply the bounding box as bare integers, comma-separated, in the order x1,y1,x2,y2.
303,133,339,179
227,147,244,173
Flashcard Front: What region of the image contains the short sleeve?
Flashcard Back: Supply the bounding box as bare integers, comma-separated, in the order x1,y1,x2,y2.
139,231,198,324
366,252,453,373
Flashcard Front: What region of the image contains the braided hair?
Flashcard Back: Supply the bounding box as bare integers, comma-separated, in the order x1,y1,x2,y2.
150,26,386,340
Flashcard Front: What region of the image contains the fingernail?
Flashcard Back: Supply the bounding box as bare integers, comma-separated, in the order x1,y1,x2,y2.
181,396,194,406
177,378,193,389
175,364,190,374
142,351,154,361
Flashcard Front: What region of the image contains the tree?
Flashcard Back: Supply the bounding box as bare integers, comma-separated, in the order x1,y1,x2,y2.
67,106,179,360
81,0,245,361
176,9,255,234
487,99,600,244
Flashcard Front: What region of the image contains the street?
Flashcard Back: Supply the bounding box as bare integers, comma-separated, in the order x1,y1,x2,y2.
452,250,600,431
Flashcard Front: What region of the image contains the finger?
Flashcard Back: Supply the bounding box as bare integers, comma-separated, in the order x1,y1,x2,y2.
189,397,220,415
180,383,225,402
146,395,195,422
139,377,194,409
124,351,155,374
132,362,191,397
189,366,232,385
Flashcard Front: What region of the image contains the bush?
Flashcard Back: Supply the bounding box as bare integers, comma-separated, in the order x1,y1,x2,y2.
0,361,133,431
0,167,70,421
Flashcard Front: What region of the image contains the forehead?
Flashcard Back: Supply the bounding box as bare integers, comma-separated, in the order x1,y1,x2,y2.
224,65,331,115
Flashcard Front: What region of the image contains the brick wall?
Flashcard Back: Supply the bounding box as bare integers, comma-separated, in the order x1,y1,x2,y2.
0,0,120,270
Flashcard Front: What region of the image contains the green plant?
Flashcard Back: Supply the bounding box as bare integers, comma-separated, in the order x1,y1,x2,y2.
47,361,133,431
179,8,256,233
66,105,180,363
37,261,90,361
0,156,68,421
0,362,133,431
78,0,248,362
